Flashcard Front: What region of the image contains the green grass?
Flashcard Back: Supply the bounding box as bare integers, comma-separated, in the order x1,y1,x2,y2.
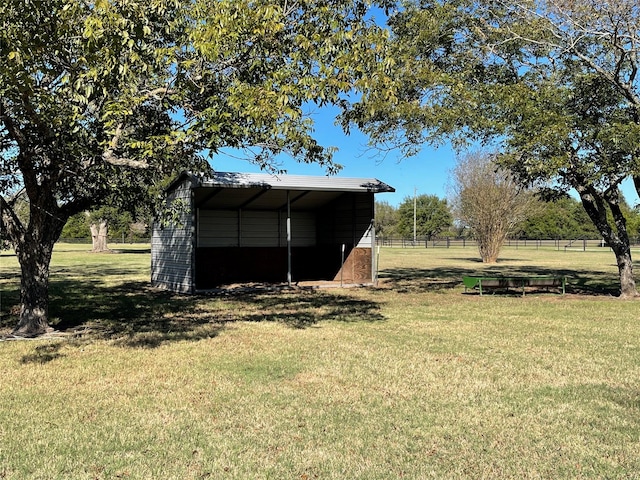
1,244,640,479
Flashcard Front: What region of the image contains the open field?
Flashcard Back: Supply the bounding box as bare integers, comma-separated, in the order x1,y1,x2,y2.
1,244,639,479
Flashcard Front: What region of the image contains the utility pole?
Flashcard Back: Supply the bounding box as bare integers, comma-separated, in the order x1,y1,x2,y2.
413,187,417,244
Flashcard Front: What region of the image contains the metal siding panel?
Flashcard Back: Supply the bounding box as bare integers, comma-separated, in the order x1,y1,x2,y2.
354,194,374,248
355,223,374,248
198,210,238,247
281,211,316,247
243,211,279,246
151,179,194,293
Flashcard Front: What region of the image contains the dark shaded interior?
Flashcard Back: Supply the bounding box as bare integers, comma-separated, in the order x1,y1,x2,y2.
193,189,374,289
194,245,360,287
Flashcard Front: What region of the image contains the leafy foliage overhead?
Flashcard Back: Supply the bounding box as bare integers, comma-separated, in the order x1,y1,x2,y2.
344,0,640,191
1,0,391,218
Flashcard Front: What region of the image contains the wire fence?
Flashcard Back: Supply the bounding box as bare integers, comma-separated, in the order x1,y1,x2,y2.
377,237,640,251
58,237,151,245
56,236,640,252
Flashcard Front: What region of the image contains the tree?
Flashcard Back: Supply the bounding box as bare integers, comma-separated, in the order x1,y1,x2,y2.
450,153,535,263
396,194,452,240
0,0,389,336
60,213,91,240
517,195,600,240
343,0,640,296
488,0,640,296
60,208,150,243
88,206,127,252
374,200,399,238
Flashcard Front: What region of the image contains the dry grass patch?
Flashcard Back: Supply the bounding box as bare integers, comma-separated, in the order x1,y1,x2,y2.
0,245,639,478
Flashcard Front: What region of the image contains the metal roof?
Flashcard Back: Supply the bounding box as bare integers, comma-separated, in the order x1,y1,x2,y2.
168,172,394,211
193,171,395,193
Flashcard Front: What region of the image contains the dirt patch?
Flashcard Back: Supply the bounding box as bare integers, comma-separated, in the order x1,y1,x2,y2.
195,280,374,295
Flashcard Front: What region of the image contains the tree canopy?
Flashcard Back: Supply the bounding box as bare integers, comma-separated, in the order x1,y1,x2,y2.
374,200,399,238
396,194,452,240
0,0,390,335
517,195,600,240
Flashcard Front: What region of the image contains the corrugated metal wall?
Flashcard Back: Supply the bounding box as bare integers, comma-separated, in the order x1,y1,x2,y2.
193,193,375,288
198,210,316,247
318,193,374,283
317,193,373,248
151,180,194,293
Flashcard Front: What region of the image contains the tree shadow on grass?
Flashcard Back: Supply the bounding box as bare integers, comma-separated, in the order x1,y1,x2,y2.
20,343,66,364
217,288,385,329
18,279,385,354
110,248,151,254
379,261,621,296
50,279,219,349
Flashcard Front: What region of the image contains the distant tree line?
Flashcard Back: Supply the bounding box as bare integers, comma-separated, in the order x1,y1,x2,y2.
376,194,640,242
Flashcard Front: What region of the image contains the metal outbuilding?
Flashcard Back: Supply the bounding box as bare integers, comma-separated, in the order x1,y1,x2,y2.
151,171,395,293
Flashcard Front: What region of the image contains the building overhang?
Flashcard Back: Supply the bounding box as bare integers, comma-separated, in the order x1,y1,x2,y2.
168,171,395,211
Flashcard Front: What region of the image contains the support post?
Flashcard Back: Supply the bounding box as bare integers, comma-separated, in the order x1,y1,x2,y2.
340,243,345,287
287,191,292,287
371,218,378,286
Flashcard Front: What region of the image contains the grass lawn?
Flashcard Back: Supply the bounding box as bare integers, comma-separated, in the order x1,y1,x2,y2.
1,244,639,479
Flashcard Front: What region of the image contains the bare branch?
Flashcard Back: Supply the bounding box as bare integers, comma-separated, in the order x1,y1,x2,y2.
102,154,149,169
495,0,640,107
101,124,149,169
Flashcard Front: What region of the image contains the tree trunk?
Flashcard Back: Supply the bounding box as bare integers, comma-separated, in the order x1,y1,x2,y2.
608,202,638,298
577,185,638,298
477,227,507,263
2,188,69,336
12,237,56,336
90,220,110,252
612,244,637,298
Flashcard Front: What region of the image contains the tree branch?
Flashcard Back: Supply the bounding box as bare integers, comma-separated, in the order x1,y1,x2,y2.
102,128,150,169
101,124,148,168
496,0,640,108
0,193,26,242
